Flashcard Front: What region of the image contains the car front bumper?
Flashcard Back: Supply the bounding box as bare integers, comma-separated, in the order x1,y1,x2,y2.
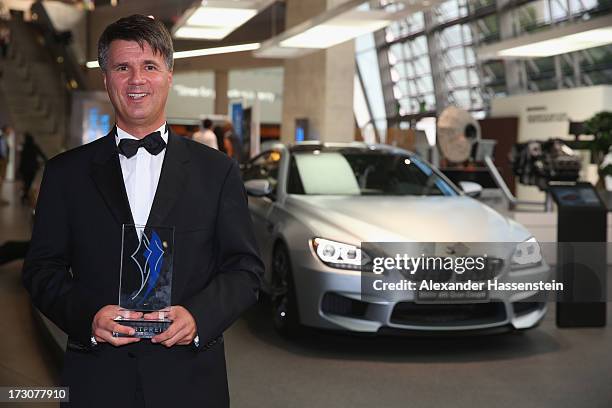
292,249,550,333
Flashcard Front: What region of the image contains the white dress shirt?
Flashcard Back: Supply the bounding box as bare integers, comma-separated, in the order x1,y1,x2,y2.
115,123,167,228
111,124,201,348
108,124,200,348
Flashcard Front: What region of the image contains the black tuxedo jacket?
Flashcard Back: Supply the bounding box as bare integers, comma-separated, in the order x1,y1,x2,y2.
22,129,263,407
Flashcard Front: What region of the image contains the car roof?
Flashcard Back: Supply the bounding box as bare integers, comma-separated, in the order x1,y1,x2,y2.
254,141,461,195
264,141,413,155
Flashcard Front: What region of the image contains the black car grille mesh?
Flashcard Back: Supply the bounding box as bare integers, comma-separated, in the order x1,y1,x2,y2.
390,302,507,326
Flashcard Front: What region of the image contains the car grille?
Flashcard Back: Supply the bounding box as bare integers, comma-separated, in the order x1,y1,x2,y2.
512,291,547,316
513,302,545,316
321,292,368,318
390,302,507,327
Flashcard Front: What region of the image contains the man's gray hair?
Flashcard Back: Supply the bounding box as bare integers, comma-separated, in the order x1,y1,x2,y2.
97,14,174,72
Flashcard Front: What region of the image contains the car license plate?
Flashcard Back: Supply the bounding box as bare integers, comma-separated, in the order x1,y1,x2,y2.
416,289,489,303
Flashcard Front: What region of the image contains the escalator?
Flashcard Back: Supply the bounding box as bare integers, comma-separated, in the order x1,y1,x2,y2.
0,5,86,157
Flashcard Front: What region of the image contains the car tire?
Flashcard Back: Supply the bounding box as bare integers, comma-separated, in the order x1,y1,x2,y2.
271,242,300,338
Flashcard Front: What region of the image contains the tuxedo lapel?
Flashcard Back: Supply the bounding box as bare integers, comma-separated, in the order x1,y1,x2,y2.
146,130,190,228
91,129,135,227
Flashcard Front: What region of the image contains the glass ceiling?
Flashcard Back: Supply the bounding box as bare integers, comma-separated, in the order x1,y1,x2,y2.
353,0,612,141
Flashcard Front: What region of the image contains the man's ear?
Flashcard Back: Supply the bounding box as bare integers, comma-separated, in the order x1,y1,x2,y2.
103,72,107,91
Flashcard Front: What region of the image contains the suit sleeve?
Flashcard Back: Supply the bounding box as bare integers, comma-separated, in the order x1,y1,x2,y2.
22,160,101,347
182,160,264,348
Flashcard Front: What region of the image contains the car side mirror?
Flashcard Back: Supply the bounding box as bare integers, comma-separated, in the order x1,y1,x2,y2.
459,181,483,198
245,179,273,197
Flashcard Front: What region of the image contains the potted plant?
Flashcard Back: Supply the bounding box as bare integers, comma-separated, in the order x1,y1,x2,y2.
599,147,612,191
585,111,612,190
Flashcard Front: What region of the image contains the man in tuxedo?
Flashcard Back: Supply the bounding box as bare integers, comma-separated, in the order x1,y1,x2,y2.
22,15,263,407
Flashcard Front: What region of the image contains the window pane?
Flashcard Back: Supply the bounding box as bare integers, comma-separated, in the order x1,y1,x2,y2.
356,49,386,121
353,75,371,128
356,32,375,53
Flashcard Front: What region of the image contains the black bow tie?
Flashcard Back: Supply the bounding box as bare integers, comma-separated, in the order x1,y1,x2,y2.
117,131,166,158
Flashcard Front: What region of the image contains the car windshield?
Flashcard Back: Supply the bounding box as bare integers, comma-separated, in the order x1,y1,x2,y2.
287,149,458,196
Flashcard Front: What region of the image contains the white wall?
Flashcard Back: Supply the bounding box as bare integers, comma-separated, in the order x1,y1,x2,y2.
491,85,612,142
166,71,215,122
229,67,283,124
491,85,612,202
166,68,283,124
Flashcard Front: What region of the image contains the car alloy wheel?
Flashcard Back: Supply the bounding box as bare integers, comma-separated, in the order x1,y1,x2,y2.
271,243,300,337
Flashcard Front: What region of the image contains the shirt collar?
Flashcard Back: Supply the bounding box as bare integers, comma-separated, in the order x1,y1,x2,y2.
115,123,169,145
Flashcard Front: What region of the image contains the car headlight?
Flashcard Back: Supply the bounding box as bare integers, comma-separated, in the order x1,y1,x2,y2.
510,237,542,270
311,238,371,271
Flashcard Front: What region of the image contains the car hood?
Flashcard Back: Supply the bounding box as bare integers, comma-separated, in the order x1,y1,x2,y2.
285,195,531,243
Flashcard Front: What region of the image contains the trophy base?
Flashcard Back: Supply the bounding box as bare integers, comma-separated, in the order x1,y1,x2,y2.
113,318,172,339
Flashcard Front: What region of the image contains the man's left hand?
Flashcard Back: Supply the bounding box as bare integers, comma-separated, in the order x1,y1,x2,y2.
144,306,197,347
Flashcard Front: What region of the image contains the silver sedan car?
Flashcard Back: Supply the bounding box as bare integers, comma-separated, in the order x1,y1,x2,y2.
242,142,549,337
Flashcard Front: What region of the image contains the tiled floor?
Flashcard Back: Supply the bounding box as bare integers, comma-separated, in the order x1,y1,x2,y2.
1,178,611,408
0,180,59,407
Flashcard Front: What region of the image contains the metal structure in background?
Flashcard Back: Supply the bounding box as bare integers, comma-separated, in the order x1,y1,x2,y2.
354,0,612,137
0,12,68,156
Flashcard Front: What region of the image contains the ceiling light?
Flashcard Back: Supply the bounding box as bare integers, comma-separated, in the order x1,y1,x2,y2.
173,43,261,59
174,26,236,40
280,17,390,48
186,7,257,27
85,43,261,69
172,0,274,40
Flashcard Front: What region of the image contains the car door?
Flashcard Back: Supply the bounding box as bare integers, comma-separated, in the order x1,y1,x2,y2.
242,150,281,273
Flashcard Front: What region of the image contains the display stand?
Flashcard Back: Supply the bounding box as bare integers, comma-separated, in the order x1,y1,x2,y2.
549,182,607,327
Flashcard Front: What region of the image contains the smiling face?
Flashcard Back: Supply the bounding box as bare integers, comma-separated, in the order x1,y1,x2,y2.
103,39,172,138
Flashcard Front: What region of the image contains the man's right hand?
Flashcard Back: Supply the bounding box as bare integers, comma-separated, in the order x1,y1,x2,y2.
92,305,142,347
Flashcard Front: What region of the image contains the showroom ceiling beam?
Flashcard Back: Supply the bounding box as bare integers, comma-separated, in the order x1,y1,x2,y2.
254,0,444,59
477,14,612,59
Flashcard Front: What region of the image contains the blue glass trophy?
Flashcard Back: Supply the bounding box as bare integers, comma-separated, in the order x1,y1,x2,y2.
114,224,174,338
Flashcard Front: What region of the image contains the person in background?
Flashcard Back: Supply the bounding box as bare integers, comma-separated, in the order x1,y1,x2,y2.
18,132,47,204
213,125,226,154
0,125,10,205
192,118,218,150
223,122,244,162
0,20,10,59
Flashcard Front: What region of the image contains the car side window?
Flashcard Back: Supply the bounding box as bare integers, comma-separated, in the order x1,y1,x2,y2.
243,150,281,194
286,156,305,194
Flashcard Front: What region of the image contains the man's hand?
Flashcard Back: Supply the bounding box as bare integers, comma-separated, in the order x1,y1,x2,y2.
144,306,197,347
92,305,142,346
